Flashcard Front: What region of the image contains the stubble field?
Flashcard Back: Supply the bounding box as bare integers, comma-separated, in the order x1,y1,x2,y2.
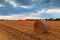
0,20,60,40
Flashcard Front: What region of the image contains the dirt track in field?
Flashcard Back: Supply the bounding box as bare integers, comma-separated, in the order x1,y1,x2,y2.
0,20,60,40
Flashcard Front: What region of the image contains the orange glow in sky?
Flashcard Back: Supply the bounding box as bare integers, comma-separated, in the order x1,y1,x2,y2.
19,18,26,22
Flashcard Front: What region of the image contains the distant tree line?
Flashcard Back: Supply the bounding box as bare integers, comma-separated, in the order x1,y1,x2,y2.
0,18,60,21
45,18,60,21
26,19,42,21
26,18,60,21
0,19,9,21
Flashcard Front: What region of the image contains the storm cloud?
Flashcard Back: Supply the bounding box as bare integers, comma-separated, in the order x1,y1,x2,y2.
0,0,60,18
14,0,34,5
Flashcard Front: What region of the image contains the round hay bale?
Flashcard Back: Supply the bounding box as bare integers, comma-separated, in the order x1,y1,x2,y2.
34,20,48,35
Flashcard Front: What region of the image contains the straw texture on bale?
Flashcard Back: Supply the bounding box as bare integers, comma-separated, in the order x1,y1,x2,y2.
34,20,48,35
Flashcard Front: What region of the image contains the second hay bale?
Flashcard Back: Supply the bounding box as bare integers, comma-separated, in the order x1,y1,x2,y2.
34,20,49,35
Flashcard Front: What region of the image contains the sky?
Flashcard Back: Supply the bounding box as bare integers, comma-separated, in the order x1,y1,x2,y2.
0,0,60,20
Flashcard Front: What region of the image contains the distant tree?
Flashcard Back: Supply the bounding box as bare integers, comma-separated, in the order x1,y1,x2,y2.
55,18,60,21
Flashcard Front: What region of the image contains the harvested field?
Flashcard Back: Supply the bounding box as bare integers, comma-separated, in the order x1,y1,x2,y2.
0,20,60,40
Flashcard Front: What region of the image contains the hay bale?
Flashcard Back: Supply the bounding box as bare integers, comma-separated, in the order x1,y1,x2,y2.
34,20,48,35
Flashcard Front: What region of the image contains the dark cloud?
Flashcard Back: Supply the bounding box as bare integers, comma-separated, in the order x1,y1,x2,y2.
36,0,51,10
0,0,60,16
51,0,60,8
44,0,51,4
14,0,33,6
0,0,4,2
0,0,6,4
